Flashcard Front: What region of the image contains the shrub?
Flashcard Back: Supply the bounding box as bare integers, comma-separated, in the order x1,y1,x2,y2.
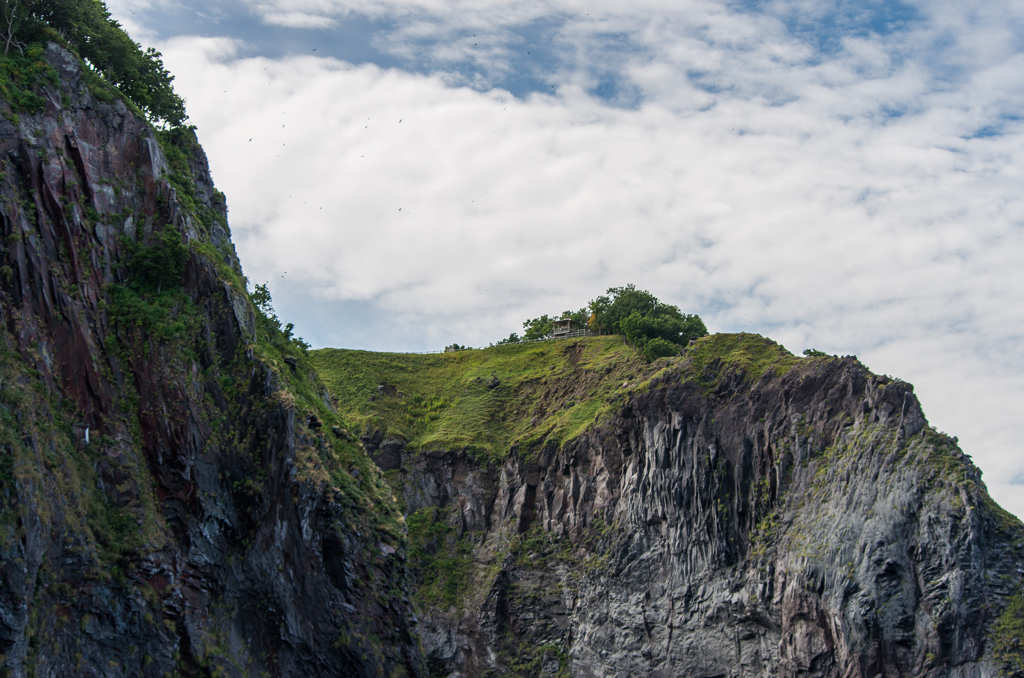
640,337,679,361
504,284,707,361
993,592,1024,676
0,43,52,113
128,229,187,291
13,0,187,126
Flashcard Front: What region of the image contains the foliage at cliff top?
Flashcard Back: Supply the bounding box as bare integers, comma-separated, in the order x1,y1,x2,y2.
311,332,810,460
498,284,708,362
1,0,186,126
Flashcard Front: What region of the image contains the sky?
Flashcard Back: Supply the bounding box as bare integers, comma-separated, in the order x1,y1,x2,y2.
106,0,1024,520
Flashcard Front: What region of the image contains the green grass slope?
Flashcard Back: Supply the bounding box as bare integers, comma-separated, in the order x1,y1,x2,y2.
310,336,651,458
310,332,804,459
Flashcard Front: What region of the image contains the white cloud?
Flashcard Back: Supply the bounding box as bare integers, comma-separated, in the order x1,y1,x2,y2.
148,0,1024,522
262,11,338,28
104,0,173,41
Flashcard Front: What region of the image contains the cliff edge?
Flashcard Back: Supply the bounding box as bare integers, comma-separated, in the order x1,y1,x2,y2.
313,335,1024,678
0,30,1021,678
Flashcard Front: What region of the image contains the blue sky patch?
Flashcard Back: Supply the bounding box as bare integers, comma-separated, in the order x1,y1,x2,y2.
735,0,921,55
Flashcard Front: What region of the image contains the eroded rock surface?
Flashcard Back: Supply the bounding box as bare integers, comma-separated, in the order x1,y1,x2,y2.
389,355,1024,677
0,44,423,677
3,39,1021,678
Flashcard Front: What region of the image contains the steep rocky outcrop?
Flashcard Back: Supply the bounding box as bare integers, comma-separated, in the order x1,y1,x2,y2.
3,37,1022,678
377,345,1024,677
0,43,423,677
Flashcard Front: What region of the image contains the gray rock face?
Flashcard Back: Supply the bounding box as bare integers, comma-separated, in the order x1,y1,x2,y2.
392,359,1024,677
0,43,423,677
7,39,1020,678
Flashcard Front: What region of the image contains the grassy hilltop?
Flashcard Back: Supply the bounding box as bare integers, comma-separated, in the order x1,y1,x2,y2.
310,333,802,459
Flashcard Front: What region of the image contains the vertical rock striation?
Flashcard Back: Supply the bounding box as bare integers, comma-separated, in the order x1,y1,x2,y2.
0,43,424,677
3,38,1021,678
384,347,1023,677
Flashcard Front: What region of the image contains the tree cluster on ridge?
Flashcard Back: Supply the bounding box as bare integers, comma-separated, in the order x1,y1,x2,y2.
1,0,186,127
497,284,708,361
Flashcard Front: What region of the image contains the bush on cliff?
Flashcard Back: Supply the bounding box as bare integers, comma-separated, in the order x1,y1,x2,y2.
993,592,1024,676
0,43,53,116
106,228,197,345
503,284,708,361
2,0,186,126
249,283,311,353
129,228,188,291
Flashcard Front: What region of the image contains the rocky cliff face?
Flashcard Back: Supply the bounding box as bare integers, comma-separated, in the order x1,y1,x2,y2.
370,341,1024,678
3,39,1022,678
0,43,423,677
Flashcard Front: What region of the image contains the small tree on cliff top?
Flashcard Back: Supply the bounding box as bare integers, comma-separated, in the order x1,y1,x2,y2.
7,0,187,127
503,285,707,361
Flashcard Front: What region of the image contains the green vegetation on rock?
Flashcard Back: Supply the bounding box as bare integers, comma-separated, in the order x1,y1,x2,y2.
0,43,55,118
0,344,165,583
311,335,658,460
993,591,1024,676
406,506,475,610
311,332,817,460
2,0,186,126
686,332,802,388
497,284,708,362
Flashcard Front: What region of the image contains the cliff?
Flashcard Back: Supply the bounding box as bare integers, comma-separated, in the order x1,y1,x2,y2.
0,41,423,677
1,33,1022,678
312,335,1024,678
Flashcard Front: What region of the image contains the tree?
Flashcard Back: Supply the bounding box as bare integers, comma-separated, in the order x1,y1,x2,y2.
2,0,27,56
251,283,273,316
13,0,187,126
522,314,555,341
505,285,708,362
588,285,707,359
590,284,676,335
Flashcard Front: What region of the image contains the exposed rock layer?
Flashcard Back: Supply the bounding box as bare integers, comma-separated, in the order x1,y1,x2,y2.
1,40,1021,678
385,353,1024,677
0,44,423,677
